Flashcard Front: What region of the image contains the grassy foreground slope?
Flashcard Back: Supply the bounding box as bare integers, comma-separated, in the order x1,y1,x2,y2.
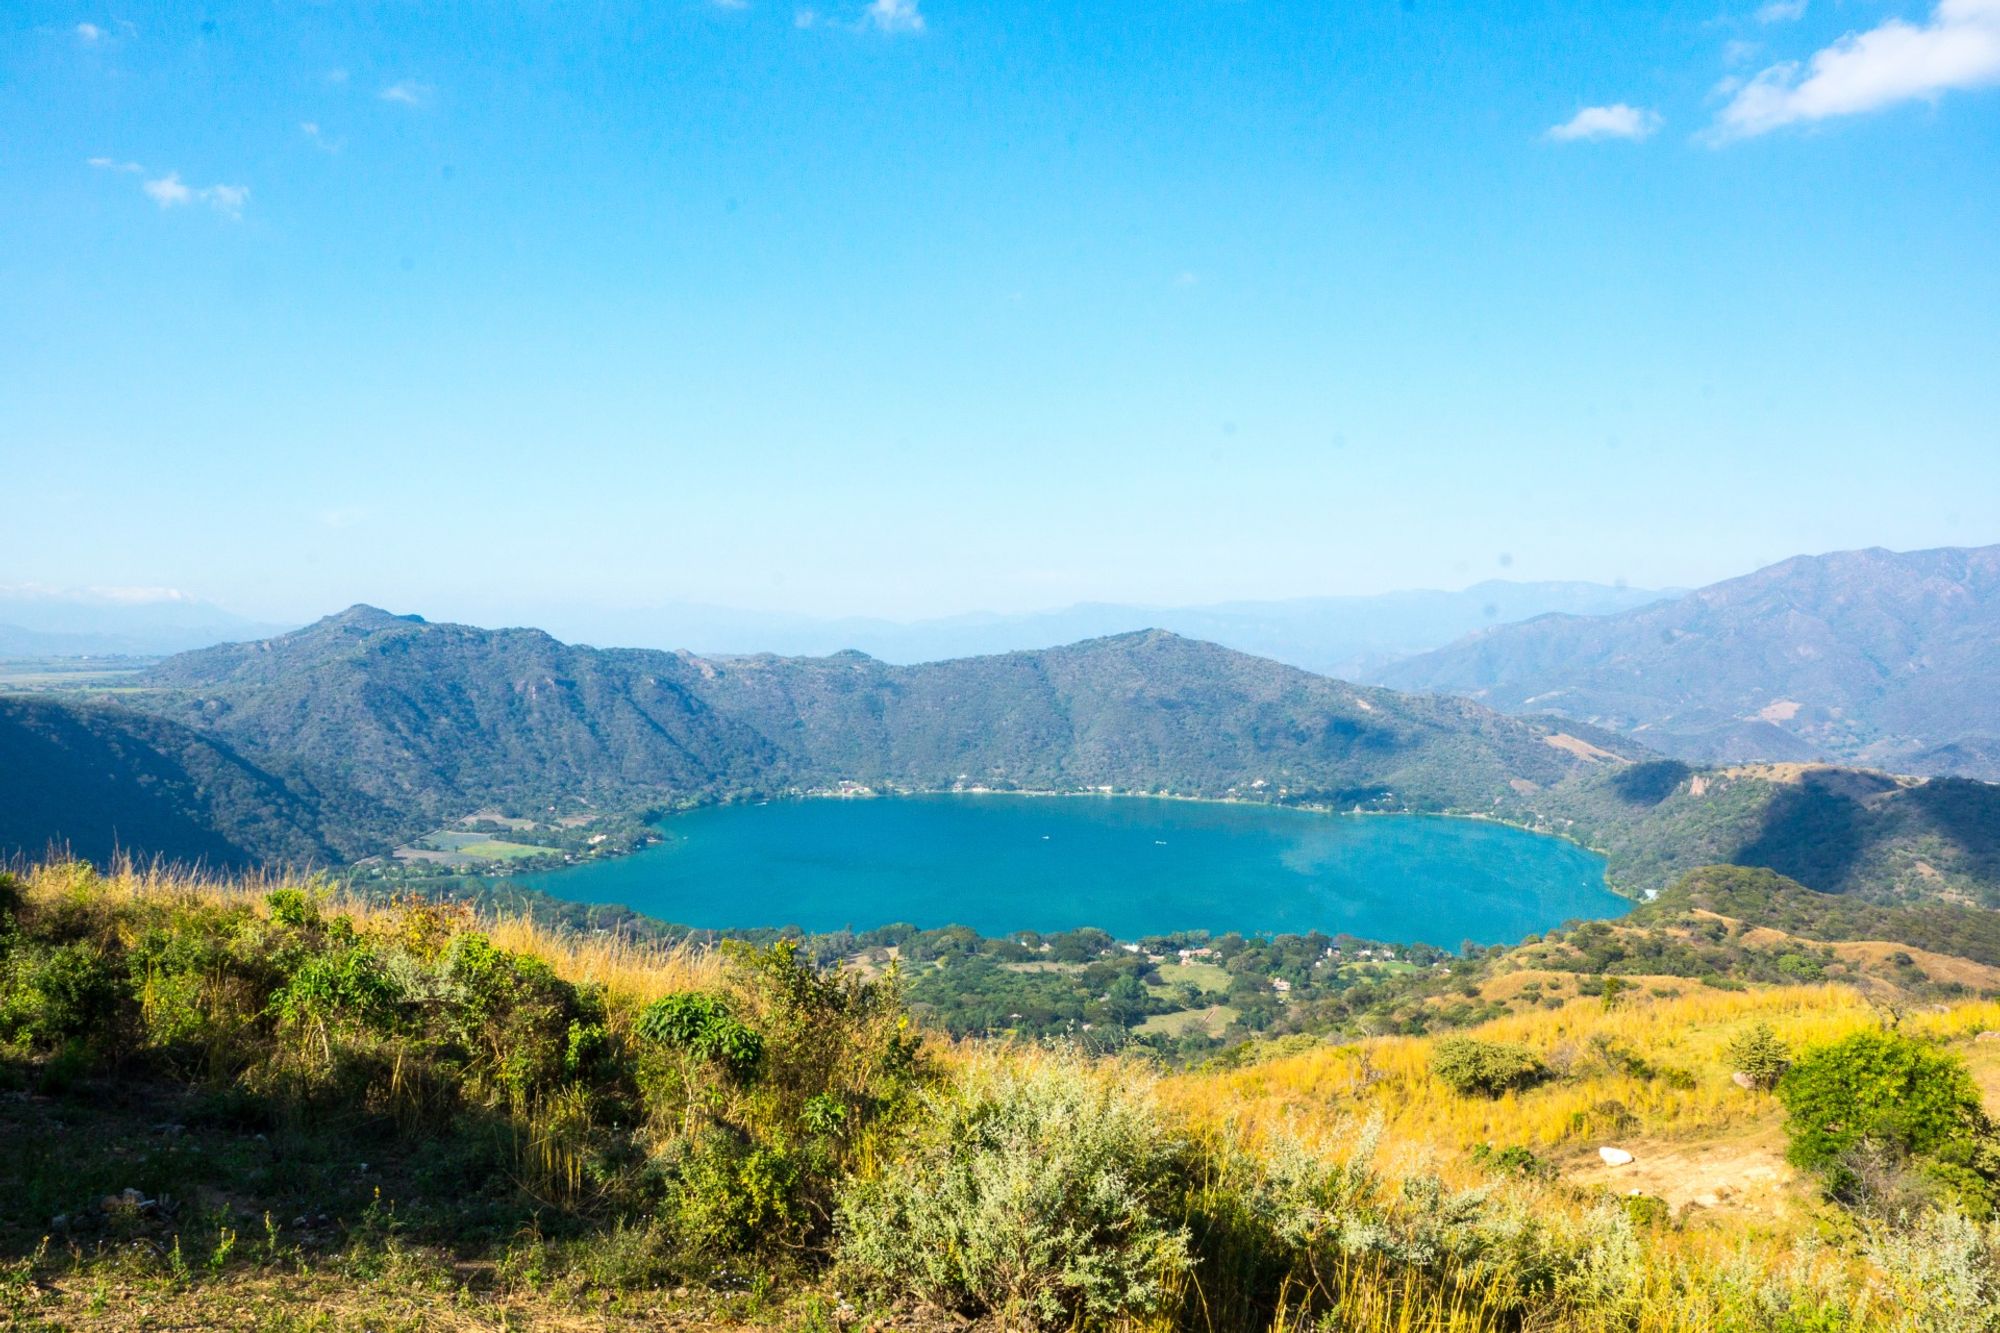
8,862,2000,1330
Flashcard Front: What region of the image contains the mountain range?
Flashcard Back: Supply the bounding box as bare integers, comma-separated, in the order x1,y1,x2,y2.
523,580,1677,678
5,552,1999,912
113,606,1638,858
1374,544,2000,781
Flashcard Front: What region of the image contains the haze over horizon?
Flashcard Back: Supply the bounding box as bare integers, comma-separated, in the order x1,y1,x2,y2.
7,0,1999,621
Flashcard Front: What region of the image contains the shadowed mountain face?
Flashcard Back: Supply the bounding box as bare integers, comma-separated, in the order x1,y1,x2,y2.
0,697,346,868
1374,544,2000,780
134,607,1642,846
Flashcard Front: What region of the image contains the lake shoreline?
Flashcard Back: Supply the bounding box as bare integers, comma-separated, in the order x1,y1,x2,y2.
509,790,1626,944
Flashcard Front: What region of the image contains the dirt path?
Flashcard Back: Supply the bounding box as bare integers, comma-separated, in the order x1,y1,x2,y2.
1562,1119,1797,1221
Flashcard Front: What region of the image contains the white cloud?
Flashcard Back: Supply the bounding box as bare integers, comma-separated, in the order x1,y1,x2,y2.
87,155,143,173
795,7,820,25
1756,0,1808,22
1546,103,1663,141
713,0,750,8
1715,0,2000,138
863,0,924,32
142,172,192,207
75,21,103,42
379,81,431,106
139,171,249,216
87,585,196,605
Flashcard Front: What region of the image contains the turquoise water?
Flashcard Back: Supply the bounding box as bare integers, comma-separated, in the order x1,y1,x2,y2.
515,794,1626,946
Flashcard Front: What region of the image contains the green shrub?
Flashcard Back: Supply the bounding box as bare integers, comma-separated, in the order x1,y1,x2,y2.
1469,1142,1552,1179
1778,1030,2000,1215
1430,1037,1547,1098
637,992,763,1074
1620,1193,1671,1228
0,941,128,1049
1726,1022,1791,1092
0,872,24,931
659,1130,805,1259
270,944,403,1041
441,932,604,1099
263,888,319,930
837,1055,1192,1328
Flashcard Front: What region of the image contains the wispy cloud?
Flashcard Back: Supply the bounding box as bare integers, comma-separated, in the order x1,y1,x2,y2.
795,7,820,26
300,121,342,153
1755,0,1808,23
1546,103,1663,141
379,80,431,106
1715,0,2000,138
863,0,924,33
712,0,751,9
75,21,104,42
87,156,143,173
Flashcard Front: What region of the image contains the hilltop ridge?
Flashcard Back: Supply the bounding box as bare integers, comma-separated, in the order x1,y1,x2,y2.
1376,542,2000,778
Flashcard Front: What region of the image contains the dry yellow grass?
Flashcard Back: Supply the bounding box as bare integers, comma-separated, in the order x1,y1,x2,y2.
1169,985,2000,1158
18,858,725,1005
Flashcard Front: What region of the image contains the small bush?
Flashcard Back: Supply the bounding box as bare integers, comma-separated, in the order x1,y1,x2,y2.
1727,1022,1791,1092
1430,1037,1547,1098
837,1055,1192,1328
637,992,763,1074
1469,1142,1553,1179
0,941,128,1049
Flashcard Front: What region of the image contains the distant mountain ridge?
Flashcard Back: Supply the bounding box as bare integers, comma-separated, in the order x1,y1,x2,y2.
1374,544,2000,780
132,606,1643,855
0,587,291,657
524,580,1678,678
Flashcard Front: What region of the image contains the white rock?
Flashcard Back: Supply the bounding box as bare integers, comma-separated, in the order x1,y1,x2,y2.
1598,1147,1634,1167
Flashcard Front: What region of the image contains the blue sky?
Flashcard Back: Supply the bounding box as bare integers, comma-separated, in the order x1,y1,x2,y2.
4,0,1997,624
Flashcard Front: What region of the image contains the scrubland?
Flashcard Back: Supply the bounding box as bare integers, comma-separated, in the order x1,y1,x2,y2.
4,861,2000,1331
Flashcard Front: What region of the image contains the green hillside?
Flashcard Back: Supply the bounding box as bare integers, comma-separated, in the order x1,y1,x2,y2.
89,608,1651,856
1535,760,2000,905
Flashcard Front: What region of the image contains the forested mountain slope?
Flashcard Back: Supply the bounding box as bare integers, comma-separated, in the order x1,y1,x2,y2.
135,607,1640,841
0,696,348,867
1376,544,2000,779
1533,760,2000,905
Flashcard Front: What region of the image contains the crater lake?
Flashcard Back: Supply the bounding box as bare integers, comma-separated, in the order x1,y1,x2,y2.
514,794,1628,944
